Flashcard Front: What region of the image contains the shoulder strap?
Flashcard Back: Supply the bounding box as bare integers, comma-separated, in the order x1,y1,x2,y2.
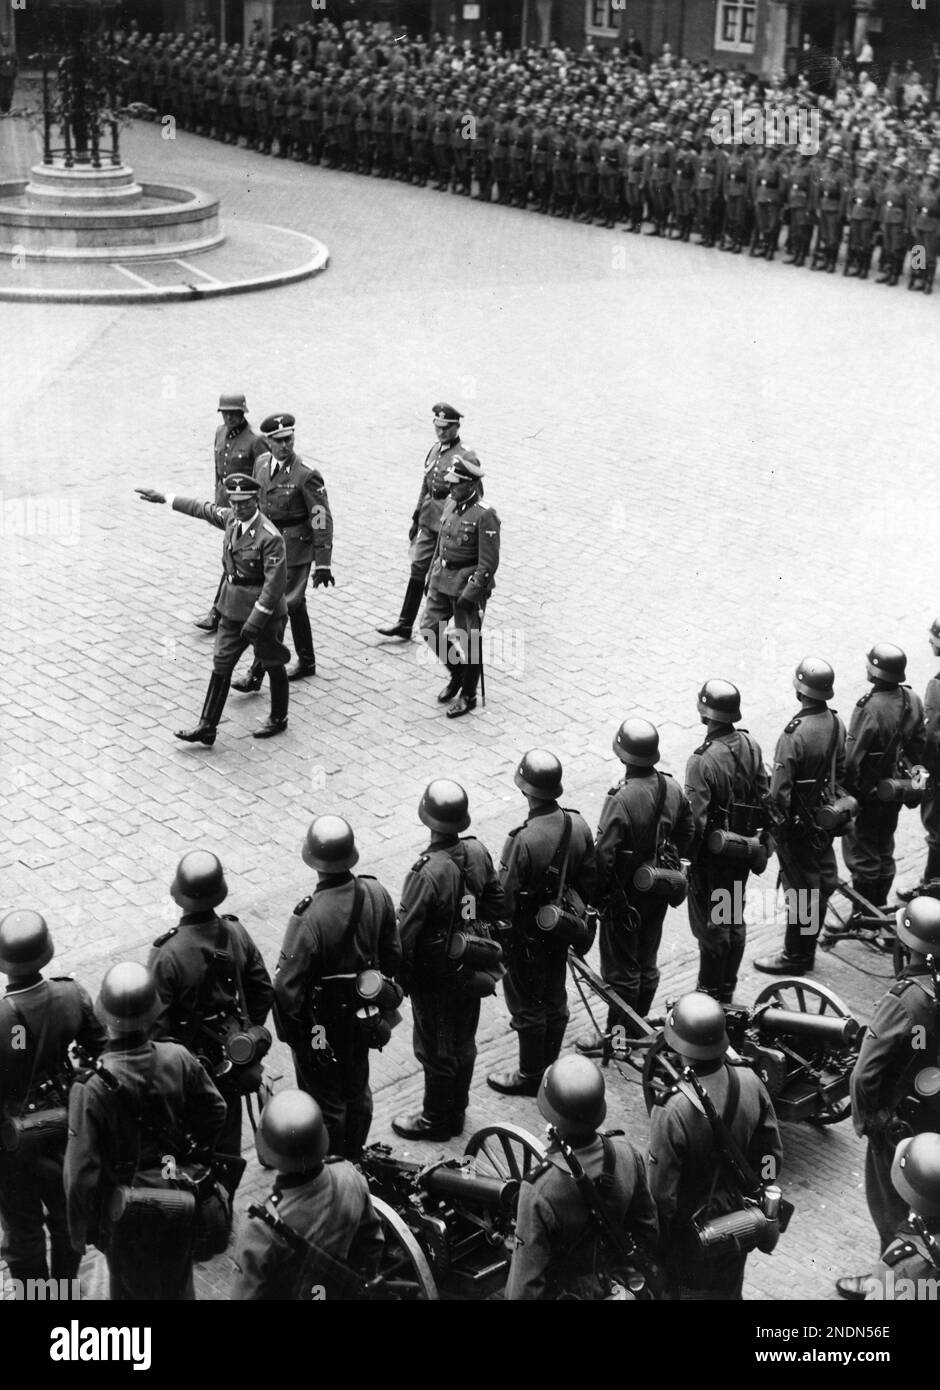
696,1064,761,1196
248,1192,367,1298
4,994,55,1100
869,687,912,781
548,813,574,905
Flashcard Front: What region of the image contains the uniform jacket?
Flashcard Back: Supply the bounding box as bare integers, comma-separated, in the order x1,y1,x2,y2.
1,977,105,1113
253,450,333,569
647,1062,782,1238
644,139,674,184
878,179,908,225
594,771,694,903
273,872,401,1055
844,685,925,796
231,1160,385,1299
769,704,847,826
850,967,939,1136
427,493,500,604
506,1133,659,1300
751,155,783,202
64,1040,226,1250
147,912,274,1045
909,181,940,235
214,421,266,505
171,496,287,621
694,148,722,192
845,174,880,220
684,728,768,860
499,802,597,922
398,836,505,979
866,1222,940,1297
414,437,466,534
923,669,940,775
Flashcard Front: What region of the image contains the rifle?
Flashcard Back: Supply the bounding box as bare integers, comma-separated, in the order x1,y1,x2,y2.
909,1213,940,1273
550,1128,661,1299
246,1199,375,1301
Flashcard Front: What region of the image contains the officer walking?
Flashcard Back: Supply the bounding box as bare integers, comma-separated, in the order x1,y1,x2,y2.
0,911,105,1292
232,412,333,691
836,897,940,1299
64,963,227,1300
754,658,848,975
231,1090,385,1299
578,719,693,1052
393,780,505,1140
193,392,267,633
862,1134,940,1299
684,681,768,1005
487,751,597,1097
506,1056,659,1300
136,475,290,743
376,402,471,643
419,452,500,718
148,851,274,1173
841,644,925,913
648,993,783,1300
273,816,402,1160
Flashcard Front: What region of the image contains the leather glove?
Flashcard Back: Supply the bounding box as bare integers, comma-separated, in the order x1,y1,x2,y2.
241,617,263,642
408,511,420,544
135,487,165,504
312,568,335,588
456,593,476,610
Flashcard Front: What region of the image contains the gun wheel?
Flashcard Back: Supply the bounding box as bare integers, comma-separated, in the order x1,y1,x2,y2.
369,1196,439,1300
641,1034,682,1115
463,1123,546,1182
752,976,852,1020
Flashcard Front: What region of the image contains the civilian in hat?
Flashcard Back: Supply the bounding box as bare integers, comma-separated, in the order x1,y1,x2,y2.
135,474,290,743
193,392,267,633
419,450,499,718
377,402,472,642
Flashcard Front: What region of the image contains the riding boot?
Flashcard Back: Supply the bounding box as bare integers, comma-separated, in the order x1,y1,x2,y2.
542,1019,568,1069
377,576,424,639
860,250,872,280
487,1028,546,1096
925,265,936,295
232,660,264,693
254,664,289,738
175,671,230,745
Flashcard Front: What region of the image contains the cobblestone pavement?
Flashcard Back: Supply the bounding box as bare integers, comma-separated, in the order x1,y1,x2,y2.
1,117,938,1302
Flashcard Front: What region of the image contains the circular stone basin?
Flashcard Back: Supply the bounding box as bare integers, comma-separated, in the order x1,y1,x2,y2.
0,164,223,259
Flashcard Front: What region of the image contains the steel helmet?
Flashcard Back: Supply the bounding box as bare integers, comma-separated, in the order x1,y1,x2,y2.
697,679,741,725
896,896,940,957
418,779,471,834
538,1055,607,1136
866,643,907,685
793,657,835,701
891,1133,940,1219
217,392,247,413
0,909,54,978
170,850,228,912
256,1089,329,1172
514,749,563,801
302,815,359,873
664,992,729,1061
929,617,940,643
613,718,660,767
96,962,161,1035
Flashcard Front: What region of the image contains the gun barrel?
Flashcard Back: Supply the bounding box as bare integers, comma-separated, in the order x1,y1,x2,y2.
421,1166,518,1209
758,1007,859,1047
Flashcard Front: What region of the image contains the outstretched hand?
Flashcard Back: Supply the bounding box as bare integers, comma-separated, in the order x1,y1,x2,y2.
135,488,166,504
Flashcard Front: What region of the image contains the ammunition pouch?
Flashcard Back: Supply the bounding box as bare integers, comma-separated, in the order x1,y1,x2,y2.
876,777,924,807
706,828,769,873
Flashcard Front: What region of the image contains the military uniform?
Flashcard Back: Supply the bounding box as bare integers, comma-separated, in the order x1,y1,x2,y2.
148,913,273,1160
506,1133,658,1300
171,496,289,675
214,417,266,506
530,117,554,213
508,113,534,208
694,145,723,246
671,141,697,241
648,1062,782,1299
785,160,815,266
842,684,925,906
490,111,513,203
622,135,647,232
421,487,500,707
920,662,940,882
64,1040,226,1300
409,435,469,582
251,447,333,673
844,166,880,276
498,805,597,1076
594,770,694,1032
549,122,574,218
643,134,674,236
597,130,623,228
685,729,768,1003
720,144,751,251
908,177,940,292
767,704,847,962
232,1158,384,1299
398,837,504,1126
865,1221,940,1298
850,966,939,1249
273,873,401,1159
750,149,783,258
811,163,848,270
878,173,909,285
0,976,105,1284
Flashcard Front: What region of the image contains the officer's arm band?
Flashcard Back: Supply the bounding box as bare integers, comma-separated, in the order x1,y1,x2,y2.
166,494,176,508
254,602,272,615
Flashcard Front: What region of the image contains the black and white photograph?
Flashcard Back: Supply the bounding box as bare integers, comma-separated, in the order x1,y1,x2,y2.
2,0,939,1363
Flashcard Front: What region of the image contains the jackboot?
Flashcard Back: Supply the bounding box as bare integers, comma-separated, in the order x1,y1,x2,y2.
175,672,230,745
487,1029,545,1096
253,664,289,738
446,661,480,718
376,576,424,639
392,1075,457,1140
193,608,220,632
232,662,264,693
542,1019,568,1069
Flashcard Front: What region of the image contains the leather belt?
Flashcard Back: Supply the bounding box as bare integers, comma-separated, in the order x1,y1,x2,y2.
227,574,257,587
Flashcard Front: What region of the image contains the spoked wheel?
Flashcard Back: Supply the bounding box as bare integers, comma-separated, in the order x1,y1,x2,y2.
752,976,853,1020
641,1033,683,1115
463,1123,546,1182
369,1196,439,1301
753,977,855,1127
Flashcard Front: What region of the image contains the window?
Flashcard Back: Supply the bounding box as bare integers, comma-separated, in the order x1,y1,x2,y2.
586,1,622,38
715,1,757,53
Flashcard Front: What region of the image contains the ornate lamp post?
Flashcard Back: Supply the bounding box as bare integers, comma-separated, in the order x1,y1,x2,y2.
36,0,121,169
